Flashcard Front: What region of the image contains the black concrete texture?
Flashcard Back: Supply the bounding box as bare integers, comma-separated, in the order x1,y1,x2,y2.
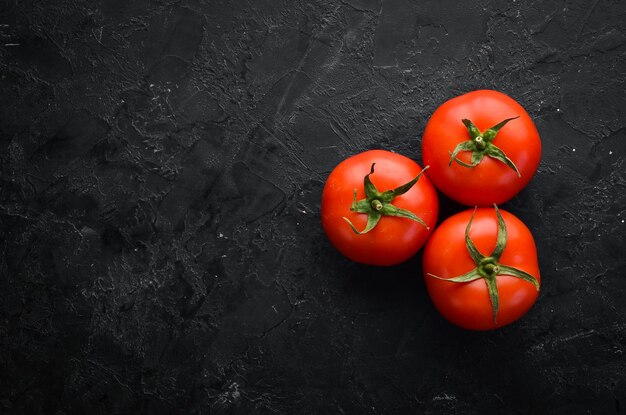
1,0,625,413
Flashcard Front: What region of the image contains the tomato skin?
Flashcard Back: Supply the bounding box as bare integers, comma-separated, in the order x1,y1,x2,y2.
422,208,540,330
321,150,438,266
422,90,541,206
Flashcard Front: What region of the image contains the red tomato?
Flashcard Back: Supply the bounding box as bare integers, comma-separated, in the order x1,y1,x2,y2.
322,150,438,266
423,207,540,330
422,90,541,206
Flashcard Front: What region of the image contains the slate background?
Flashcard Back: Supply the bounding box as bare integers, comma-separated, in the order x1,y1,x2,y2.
1,0,625,413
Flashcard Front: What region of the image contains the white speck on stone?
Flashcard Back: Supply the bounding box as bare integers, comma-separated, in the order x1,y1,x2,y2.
609,151,613,155
433,393,457,402
572,148,576,152
218,232,224,238
622,219,624,223
556,108,560,112
222,254,227,258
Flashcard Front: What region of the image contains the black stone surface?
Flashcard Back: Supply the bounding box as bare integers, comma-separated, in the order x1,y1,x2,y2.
1,0,625,413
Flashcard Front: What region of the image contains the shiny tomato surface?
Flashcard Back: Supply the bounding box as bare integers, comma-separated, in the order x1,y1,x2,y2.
422,90,541,206
423,208,540,330
322,150,438,266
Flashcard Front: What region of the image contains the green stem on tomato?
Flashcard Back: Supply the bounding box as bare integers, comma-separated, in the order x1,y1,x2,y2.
448,117,522,177
343,163,429,234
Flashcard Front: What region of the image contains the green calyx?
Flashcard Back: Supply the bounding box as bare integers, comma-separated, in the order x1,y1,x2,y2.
343,163,430,234
427,205,540,324
448,117,521,177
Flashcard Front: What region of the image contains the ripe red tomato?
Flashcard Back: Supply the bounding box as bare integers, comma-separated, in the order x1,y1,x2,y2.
423,206,540,330
422,90,541,206
322,150,438,266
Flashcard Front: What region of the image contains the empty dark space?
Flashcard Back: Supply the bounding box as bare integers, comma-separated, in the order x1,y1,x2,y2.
1,0,625,414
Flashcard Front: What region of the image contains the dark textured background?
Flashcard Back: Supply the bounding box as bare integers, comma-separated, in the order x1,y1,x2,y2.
1,0,625,413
